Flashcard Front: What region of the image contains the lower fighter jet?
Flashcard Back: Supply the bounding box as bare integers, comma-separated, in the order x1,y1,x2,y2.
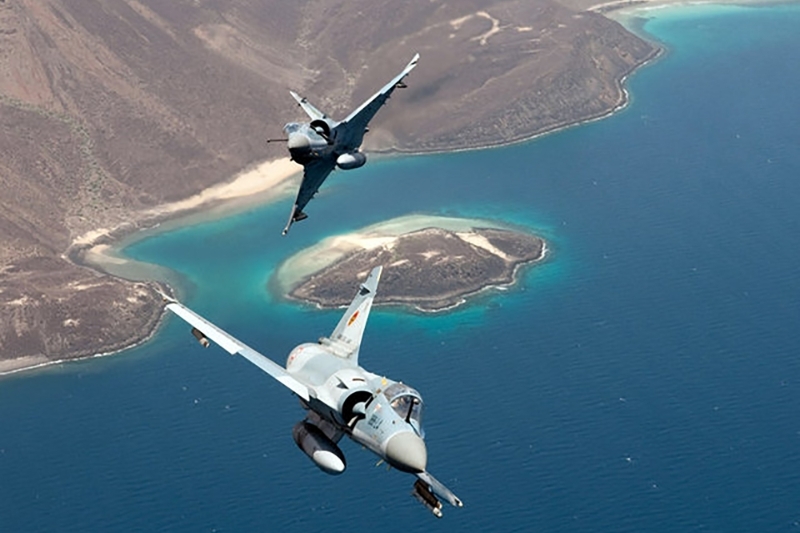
163,266,462,517
274,54,419,235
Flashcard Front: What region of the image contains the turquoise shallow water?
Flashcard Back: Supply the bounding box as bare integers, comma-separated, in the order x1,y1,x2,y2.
3,4,800,531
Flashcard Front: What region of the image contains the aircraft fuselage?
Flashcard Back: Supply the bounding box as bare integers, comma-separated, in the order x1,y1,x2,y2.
284,122,333,164
276,53,418,234
164,263,461,516
285,342,428,474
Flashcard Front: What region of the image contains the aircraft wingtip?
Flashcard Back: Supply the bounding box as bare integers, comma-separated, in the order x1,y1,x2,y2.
365,266,383,291
156,287,176,304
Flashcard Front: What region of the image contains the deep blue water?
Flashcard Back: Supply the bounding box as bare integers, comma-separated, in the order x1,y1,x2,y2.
3,4,800,531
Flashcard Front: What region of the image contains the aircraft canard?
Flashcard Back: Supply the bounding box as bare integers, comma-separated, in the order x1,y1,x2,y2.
276,54,420,235
163,265,463,517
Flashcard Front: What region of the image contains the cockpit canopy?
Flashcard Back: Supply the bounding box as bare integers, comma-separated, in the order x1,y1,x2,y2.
384,383,424,429
283,122,301,134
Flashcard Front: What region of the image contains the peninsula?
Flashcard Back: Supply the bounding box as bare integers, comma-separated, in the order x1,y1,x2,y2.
1,0,655,372
275,216,546,312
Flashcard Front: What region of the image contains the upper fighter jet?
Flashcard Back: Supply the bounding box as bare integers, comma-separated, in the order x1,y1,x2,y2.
276,54,419,235
163,266,462,517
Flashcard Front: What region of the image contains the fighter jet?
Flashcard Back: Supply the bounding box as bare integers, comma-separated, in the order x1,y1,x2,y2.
163,266,462,517
275,54,419,235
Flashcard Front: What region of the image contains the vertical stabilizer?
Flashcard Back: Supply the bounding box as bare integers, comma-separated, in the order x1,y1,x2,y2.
324,266,382,363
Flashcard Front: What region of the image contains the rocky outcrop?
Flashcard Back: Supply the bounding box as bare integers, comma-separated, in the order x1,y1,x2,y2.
0,0,654,364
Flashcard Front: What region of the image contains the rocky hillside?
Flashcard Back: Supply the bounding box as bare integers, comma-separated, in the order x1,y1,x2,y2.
0,0,656,368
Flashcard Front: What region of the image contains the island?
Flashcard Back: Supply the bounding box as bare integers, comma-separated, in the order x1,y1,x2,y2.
1,0,656,372
274,216,546,312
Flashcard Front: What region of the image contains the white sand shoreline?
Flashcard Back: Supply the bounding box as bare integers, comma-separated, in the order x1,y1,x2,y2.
592,0,781,22
72,157,301,278
2,158,300,378
6,0,764,377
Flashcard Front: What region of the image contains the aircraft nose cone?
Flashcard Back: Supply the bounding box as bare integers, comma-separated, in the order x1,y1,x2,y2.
287,132,310,151
385,432,427,473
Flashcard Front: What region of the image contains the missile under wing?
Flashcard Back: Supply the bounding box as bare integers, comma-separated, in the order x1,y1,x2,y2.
162,266,462,517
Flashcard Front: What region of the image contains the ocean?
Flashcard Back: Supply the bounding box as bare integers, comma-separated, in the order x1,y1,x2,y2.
3,3,800,531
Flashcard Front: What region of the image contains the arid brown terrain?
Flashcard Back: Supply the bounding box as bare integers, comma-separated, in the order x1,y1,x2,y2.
0,0,656,370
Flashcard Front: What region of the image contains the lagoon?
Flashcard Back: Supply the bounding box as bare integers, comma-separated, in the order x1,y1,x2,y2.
3,4,800,531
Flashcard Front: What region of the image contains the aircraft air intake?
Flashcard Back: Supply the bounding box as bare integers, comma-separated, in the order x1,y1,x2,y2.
164,259,464,516
309,119,332,140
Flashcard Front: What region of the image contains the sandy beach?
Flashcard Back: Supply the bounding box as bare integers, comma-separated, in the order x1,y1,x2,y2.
0,158,301,377
73,157,301,277
0,355,50,375
4,0,769,377
142,157,301,219
590,0,776,21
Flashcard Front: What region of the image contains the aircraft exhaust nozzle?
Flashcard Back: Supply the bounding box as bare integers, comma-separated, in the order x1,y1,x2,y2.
191,327,210,348
292,421,346,475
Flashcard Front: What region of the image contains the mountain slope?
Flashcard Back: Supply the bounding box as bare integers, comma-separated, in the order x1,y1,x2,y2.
0,0,656,367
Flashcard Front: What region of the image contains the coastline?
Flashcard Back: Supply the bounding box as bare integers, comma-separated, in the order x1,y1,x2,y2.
407,240,548,315
592,0,782,23
1,159,300,378
69,157,301,282
0,302,168,378
378,42,662,159
373,240,549,314
0,31,653,376
2,0,732,376
273,215,513,294
276,217,548,313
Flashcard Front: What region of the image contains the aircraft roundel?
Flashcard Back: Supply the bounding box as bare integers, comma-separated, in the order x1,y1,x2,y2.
347,311,360,326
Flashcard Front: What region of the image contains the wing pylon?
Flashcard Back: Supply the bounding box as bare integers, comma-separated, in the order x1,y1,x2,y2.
416,471,463,508
165,300,310,401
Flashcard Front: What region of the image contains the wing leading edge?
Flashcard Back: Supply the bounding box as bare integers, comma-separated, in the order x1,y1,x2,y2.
283,158,337,235
334,53,420,150
166,301,310,401
282,54,419,235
